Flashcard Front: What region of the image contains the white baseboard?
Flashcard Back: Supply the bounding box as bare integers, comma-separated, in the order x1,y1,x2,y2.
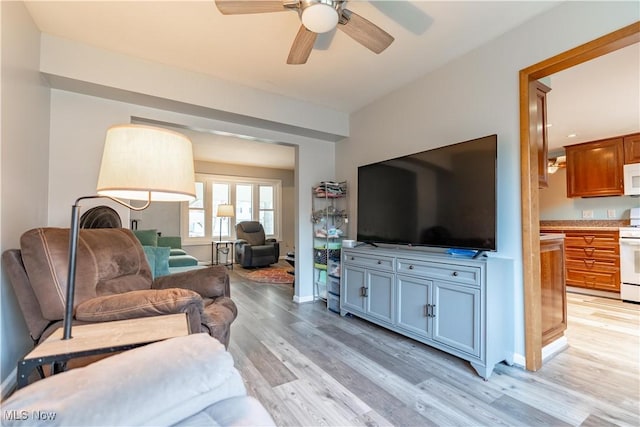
1,367,17,399
542,336,568,361
293,295,314,303
512,353,526,368
510,337,568,370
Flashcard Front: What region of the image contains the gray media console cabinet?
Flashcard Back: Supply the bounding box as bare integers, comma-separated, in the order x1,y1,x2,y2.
340,246,514,380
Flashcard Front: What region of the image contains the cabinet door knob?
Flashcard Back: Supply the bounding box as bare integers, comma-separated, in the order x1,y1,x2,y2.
452,271,458,277
377,260,382,264
409,265,414,270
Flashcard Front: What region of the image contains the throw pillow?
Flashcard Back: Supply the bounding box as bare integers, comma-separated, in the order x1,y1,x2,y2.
142,246,171,279
158,236,182,250
133,229,158,247
170,248,187,256
142,245,157,278
154,246,171,278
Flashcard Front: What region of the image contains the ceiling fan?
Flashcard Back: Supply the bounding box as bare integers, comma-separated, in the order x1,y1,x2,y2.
215,0,395,64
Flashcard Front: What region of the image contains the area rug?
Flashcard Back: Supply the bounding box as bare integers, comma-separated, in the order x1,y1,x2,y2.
234,263,294,284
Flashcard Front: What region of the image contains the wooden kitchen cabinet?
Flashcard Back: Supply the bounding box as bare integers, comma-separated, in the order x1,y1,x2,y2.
565,137,624,197
534,81,551,189
540,236,566,346
623,132,640,164
563,230,620,292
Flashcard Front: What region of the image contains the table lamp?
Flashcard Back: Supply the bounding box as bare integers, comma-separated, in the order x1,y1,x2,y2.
216,204,235,242
62,124,196,340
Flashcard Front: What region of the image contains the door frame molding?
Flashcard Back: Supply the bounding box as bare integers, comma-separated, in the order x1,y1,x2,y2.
519,22,640,371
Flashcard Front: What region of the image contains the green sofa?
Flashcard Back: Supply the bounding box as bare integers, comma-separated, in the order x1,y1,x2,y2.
133,230,199,275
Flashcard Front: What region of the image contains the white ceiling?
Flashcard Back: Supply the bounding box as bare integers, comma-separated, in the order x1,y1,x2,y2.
184,128,296,170
545,42,640,152
24,0,560,113
22,1,639,168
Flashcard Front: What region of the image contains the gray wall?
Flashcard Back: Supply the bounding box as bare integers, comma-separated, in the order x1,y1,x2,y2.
130,203,182,236
337,1,638,364
1,1,51,394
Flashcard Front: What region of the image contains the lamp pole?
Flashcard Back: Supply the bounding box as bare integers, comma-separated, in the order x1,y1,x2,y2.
63,195,151,340
63,199,83,340
63,124,196,341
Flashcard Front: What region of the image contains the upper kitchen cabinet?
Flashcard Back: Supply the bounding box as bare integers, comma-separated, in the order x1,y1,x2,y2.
534,81,552,189
623,133,640,164
565,136,624,197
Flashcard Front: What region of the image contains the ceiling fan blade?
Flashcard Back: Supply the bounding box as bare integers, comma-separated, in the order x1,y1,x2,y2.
338,9,394,54
215,0,289,15
287,25,317,65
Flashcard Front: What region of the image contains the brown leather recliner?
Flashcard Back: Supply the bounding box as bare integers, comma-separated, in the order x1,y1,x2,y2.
3,227,237,349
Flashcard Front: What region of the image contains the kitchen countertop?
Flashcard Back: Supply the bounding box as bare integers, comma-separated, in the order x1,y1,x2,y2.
540,220,628,231
539,233,565,241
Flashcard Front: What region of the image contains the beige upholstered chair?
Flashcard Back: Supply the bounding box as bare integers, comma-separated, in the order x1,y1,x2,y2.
3,227,237,348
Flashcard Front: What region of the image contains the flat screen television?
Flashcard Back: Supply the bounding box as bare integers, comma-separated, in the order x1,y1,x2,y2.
357,134,497,252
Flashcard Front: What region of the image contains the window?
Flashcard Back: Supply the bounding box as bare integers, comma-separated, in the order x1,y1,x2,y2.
188,182,205,238
212,183,230,240
236,184,253,223
259,185,274,235
182,174,281,244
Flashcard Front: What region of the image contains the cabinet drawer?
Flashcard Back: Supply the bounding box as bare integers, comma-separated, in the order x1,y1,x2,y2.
343,253,394,272
566,269,620,291
565,258,619,274
397,258,480,287
563,232,619,248
565,247,619,260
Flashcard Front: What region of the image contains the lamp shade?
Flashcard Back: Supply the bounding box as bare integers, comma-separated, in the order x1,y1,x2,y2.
96,125,196,202
217,204,235,218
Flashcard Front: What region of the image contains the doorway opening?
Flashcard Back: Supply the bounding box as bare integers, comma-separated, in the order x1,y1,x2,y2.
519,22,640,372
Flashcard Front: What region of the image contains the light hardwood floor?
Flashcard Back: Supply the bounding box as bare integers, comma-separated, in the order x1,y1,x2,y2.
227,273,640,427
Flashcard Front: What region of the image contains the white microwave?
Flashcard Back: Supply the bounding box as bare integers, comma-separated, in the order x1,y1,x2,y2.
624,163,640,196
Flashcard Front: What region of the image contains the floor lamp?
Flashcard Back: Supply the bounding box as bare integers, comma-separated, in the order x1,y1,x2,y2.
216,204,235,242
63,124,196,340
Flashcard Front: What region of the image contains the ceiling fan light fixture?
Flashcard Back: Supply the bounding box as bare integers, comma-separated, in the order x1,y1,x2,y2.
301,3,338,33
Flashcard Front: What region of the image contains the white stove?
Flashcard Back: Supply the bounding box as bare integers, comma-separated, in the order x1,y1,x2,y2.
620,208,640,303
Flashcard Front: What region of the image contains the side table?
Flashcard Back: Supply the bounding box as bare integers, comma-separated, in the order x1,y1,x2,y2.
17,313,189,388
212,241,234,270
